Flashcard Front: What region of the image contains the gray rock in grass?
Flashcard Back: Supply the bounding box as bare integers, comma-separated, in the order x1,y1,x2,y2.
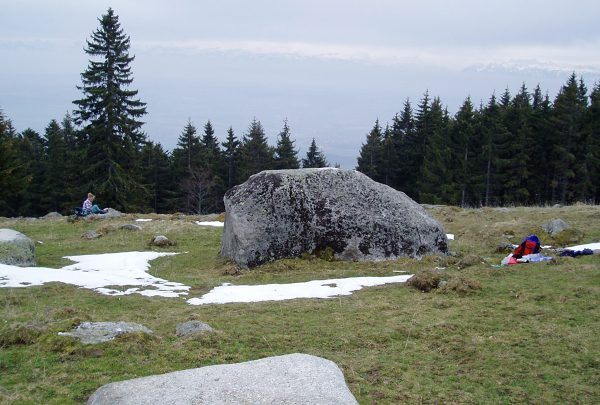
87,353,358,405
59,322,153,344
151,235,173,247
542,218,571,237
222,168,448,267
119,224,142,232
176,321,214,337
81,230,101,239
0,228,36,266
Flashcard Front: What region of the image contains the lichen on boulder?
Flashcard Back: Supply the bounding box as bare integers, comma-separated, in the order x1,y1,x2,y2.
221,168,448,267
0,229,36,266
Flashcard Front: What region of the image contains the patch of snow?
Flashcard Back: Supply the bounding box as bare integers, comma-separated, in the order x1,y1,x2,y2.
135,218,153,222
446,234,454,240
0,251,189,298
186,275,413,305
195,221,224,227
565,242,600,251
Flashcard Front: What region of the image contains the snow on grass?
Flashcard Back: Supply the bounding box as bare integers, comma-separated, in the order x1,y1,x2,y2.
0,251,189,298
446,234,454,240
135,218,153,222
195,221,224,227
186,274,413,305
1,250,415,304
565,242,600,251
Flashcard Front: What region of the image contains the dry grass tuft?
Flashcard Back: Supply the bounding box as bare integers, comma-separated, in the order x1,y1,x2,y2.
456,255,484,269
0,321,45,347
406,270,442,292
440,277,482,295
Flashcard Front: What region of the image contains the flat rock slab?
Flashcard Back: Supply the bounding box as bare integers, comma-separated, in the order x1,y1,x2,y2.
87,353,358,405
59,322,153,344
0,228,36,266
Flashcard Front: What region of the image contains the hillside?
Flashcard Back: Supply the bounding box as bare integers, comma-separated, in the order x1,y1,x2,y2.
1,205,599,404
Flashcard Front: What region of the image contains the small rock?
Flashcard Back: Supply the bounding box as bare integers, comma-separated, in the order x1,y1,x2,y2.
58,322,153,344
151,235,173,247
120,224,142,232
176,321,214,337
542,219,570,237
41,212,63,219
81,230,101,239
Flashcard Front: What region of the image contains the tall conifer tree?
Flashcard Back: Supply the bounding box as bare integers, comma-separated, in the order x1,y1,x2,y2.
0,110,30,216
550,74,587,203
222,127,241,188
72,8,147,211
356,119,383,181
239,119,274,180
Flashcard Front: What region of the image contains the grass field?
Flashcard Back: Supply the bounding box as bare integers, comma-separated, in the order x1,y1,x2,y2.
1,205,599,404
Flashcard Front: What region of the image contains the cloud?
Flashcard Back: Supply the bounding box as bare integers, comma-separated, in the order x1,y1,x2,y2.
3,36,599,74
136,39,600,74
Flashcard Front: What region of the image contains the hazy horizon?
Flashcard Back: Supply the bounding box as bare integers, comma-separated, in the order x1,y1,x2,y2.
2,0,600,168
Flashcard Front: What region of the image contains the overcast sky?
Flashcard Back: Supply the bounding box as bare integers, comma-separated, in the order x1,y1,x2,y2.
2,0,600,167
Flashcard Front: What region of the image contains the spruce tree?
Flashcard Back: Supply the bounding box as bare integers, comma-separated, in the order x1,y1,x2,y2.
18,129,46,215
380,124,396,186
42,119,71,213
222,127,241,188
479,94,511,206
450,97,476,206
588,82,600,203
239,119,274,180
201,120,222,172
404,91,433,199
0,110,30,216
529,85,553,203
356,119,383,181
172,120,202,212
274,119,300,169
72,7,147,211
141,142,174,213
390,99,415,191
302,138,328,168
59,113,85,208
200,120,225,213
418,98,451,204
550,74,587,203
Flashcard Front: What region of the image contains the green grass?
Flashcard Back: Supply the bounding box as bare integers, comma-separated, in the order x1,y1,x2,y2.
1,207,599,404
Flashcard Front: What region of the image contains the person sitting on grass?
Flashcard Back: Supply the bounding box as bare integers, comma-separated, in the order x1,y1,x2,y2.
82,192,108,215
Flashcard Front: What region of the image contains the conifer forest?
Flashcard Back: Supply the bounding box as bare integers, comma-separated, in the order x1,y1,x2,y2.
1,8,600,217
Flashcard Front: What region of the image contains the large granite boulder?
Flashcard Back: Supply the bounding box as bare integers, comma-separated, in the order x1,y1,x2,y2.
87,353,358,405
0,229,36,266
221,168,448,267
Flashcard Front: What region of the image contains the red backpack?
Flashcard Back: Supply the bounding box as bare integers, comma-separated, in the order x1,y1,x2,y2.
513,234,541,258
